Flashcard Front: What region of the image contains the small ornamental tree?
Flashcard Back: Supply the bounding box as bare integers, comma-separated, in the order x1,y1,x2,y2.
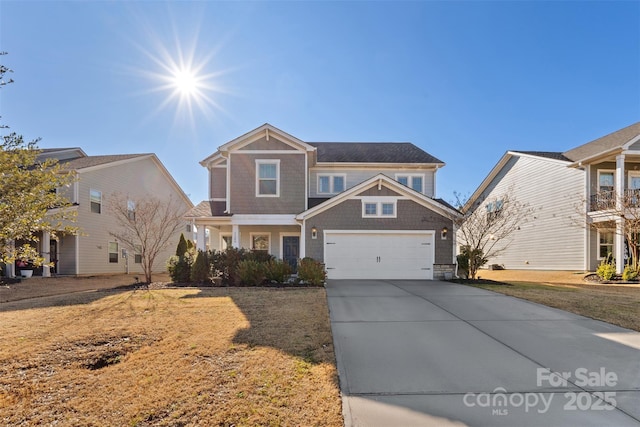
108,193,186,284
456,191,532,279
191,250,210,283
176,233,188,256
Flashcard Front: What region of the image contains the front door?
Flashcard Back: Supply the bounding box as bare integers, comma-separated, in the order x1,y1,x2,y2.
282,236,300,272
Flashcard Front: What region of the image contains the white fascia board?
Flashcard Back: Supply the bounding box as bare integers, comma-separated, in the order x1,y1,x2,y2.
218,124,316,153
298,174,460,221
200,151,224,167
231,214,299,226
462,151,514,213
567,147,623,168
510,151,571,166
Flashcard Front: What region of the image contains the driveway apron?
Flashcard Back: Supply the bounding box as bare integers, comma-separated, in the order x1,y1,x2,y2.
326,279,640,427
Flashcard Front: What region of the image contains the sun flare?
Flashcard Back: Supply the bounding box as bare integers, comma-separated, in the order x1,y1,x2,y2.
173,68,199,96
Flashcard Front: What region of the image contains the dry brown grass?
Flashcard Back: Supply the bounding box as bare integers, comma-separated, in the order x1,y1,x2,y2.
469,270,640,332
0,287,342,426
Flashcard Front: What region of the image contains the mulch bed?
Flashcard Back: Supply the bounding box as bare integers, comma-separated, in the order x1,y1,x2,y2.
447,278,512,286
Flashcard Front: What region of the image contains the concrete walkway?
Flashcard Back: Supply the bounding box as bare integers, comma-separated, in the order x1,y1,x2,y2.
326,280,640,427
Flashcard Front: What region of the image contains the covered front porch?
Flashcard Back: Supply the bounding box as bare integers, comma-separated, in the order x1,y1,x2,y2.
191,215,303,270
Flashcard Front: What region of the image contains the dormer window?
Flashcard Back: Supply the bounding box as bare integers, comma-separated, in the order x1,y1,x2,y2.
256,160,280,197
318,174,346,194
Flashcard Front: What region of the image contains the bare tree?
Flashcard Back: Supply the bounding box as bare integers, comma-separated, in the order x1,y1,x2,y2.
107,193,186,283
585,189,640,272
456,191,533,279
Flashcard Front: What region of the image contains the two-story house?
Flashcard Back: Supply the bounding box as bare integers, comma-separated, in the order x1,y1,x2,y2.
7,148,193,277
461,121,640,274
186,124,460,280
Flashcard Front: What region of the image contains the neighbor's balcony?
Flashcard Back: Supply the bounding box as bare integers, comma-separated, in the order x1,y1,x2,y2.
589,189,640,212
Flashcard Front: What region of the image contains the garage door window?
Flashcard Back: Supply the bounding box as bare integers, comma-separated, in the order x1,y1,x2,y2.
362,200,396,218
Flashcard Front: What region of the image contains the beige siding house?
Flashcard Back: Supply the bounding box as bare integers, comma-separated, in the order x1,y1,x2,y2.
462,122,640,273
13,149,193,277
186,124,461,280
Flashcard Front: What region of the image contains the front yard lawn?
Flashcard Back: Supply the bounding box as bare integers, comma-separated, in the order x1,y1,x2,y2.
467,280,640,332
0,287,342,426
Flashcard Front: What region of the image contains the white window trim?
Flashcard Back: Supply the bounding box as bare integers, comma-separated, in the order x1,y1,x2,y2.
317,173,347,195
597,229,614,260
361,198,397,218
108,241,119,263
255,159,280,197
628,171,640,189
250,232,271,252
597,169,615,191
395,173,425,193
90,189,102,214
220,233,232,250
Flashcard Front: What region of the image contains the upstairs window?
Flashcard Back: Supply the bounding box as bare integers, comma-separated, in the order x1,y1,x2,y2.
598,170,614,192
396,174,424,193
318,174,346,194
127,200,136,221
256,160,279,197
486,199,504,220
90,189,102,214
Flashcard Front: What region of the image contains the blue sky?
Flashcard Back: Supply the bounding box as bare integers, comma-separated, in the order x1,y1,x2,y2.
1,1,639,205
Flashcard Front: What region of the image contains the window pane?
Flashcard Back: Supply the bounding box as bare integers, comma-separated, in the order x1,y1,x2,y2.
365,203,377,215
90,190,101,203
599,172,614,188
397,176,408,186
252,235,269,251
333,176,345,192
259,163,277,179
318,176,330,193
108,242,118,263
382,203,394,216
411,177,423,192
259,180,277,195
222,235,232,250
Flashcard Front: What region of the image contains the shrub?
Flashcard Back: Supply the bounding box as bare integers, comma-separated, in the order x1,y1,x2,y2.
246,250,274,264
622,265,638,281
213,247,247,286
596,259,616,281
457,245,488,280
297,257,326,286
191,250,211,283
265,259,292,283
238,260,266,286
167,252,193,283
176,233,188,257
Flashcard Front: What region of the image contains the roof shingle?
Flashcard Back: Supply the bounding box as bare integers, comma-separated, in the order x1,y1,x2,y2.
308,142,443,164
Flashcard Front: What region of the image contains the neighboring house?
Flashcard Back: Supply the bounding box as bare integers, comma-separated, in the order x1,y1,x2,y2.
461,121,640,273
10,148,193,277
186,124,460,280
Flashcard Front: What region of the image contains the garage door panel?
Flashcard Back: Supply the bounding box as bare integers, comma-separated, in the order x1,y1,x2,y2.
325,232,434,280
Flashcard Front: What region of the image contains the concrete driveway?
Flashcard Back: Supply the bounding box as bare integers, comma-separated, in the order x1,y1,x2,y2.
326,279,640,427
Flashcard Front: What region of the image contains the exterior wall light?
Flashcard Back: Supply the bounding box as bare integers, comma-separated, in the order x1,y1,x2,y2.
311,226,318,239
441,227,448,240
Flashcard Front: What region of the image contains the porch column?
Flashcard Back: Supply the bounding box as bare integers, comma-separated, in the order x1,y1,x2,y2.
6,240,15,277
196,225,206,251
42,231,51,277
299,221,306,259
232,224,240,248
615,154,625,274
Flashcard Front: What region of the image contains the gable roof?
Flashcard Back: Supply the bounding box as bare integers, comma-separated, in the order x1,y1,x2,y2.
562,122,640,163
309,142,443,165
297,173,460,221
462,150,572,213
58,154,151,171
511,151,571,162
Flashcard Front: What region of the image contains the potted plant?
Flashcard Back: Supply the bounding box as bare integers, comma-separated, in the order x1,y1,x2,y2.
17,259,33,278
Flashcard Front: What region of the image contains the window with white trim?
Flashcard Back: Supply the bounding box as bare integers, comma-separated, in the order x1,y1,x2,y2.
362,199,397,218
395,174,424,193
127,200,136,221
108,242,119,263
221,234,232,250
598,170,614,192
256,160,280,196
134,244,142,264
598,230,614,260
317,174,346,194
90,189,102,214
251,233,270,252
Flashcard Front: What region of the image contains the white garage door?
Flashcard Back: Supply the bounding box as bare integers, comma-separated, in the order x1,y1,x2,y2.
324,231,434,280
